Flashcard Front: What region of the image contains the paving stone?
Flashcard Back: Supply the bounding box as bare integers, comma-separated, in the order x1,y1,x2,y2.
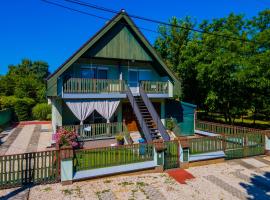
98,190,116,200
232,170,270,192
0,126,23,155
26,125,41,152
233,159,256,169
254,156,270,166
242,158,268,168
142,186,167,200
204,175,247,200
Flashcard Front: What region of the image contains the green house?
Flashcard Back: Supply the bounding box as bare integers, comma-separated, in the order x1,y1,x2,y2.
47,10,193,144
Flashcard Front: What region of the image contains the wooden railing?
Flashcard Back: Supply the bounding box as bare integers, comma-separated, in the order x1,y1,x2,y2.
139,86,170,141
63,78,126,93
195,120,269,135
188,136,224,155
126,86,153,142
186,132,265,159
73,143,154,171
60,122,125,141
140,81,168,94
0,150,59,189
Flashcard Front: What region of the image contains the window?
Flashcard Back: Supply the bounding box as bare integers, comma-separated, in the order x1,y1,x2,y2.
97,69,108,79
81,68,96,78
80,67,108,79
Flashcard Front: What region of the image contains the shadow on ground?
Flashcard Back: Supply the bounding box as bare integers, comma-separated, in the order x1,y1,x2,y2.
0,184,34,200
240,172,270,200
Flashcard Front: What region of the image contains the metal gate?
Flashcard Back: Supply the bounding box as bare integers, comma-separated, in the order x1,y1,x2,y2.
164,141,179,170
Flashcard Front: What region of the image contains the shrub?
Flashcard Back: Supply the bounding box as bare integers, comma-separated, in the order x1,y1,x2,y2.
0,96,35,121
14,98,35,121
0,96,18,110
32,103,51,120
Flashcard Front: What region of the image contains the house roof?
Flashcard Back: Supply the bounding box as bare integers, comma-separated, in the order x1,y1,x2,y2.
47,10,180,96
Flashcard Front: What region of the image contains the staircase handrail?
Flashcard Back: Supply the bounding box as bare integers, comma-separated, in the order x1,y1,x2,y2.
139,86,170,141
126,87,153,142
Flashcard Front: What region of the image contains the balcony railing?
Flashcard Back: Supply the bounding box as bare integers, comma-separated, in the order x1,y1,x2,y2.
60,122,127,141
140,81,168,94
63,78,126,93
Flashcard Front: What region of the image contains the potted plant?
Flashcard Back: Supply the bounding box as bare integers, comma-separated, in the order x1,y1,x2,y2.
166,118,175,132
55,127,80,159
55,127,80,149
116,134,125,145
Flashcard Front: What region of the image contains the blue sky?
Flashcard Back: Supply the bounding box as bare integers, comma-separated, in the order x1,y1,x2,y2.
0,0,268,75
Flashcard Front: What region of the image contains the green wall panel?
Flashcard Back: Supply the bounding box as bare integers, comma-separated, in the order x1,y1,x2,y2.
0,108,12,126
94,26,152,61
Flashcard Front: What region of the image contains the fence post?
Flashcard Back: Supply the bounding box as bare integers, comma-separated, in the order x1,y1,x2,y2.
265,133,270,155
60,146,74,185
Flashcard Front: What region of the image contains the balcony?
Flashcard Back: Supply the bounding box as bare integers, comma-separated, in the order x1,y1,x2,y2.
61,78,172,98
62,78,126,98
140,81,168,94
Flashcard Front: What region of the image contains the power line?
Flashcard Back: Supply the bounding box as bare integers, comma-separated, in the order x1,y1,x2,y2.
41,0,158,34
41,0,254,57
64,0,258,44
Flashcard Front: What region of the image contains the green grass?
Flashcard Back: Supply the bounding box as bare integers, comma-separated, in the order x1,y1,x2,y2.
197,111,270,129
74,144,154,171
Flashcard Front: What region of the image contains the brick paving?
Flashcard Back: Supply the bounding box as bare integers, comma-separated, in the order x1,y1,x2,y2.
0,125,23,155
26,125,41,152
204,175,247,200
0,123,53,155
142,186,166,200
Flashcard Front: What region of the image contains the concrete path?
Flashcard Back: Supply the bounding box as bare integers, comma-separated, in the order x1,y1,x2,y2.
0,123,53,155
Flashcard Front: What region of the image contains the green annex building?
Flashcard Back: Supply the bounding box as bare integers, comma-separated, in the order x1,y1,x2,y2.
47,10,196,143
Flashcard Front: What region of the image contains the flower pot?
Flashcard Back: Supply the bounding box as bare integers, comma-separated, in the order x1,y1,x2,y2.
117,140,124,145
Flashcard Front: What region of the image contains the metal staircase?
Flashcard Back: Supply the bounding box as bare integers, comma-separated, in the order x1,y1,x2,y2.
126,86,170,142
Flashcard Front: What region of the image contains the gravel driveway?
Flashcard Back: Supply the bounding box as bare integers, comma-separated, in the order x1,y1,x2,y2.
1,156,270,200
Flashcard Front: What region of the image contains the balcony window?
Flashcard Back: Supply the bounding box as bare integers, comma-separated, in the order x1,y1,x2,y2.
80,67,108,79
81,68,96,78
97,69,108,79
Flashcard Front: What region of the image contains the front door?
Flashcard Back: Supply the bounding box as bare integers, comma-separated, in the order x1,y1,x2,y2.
128,70,139,93
122,103,139,132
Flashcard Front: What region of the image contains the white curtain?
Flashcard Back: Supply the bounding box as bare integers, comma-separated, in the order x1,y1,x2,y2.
65,100,96,125
95,100,120,123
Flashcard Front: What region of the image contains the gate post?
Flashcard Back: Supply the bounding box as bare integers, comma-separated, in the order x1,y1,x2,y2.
179,137,189,169
59,146,74,185
153,140,165,172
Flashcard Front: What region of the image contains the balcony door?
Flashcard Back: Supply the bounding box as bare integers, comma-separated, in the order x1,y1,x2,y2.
128,70,139,93
128,69,151,93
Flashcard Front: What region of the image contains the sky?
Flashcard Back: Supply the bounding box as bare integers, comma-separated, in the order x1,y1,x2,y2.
0,0,269,75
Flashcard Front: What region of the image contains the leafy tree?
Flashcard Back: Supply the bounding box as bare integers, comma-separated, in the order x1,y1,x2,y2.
155,9,270,125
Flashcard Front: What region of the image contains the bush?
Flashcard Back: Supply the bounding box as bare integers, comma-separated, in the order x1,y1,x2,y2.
0,96,18,110
0,96,35,121
32,103,51,120
14,98,35,121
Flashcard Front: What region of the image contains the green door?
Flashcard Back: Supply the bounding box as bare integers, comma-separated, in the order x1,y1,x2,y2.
164,141,179,170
